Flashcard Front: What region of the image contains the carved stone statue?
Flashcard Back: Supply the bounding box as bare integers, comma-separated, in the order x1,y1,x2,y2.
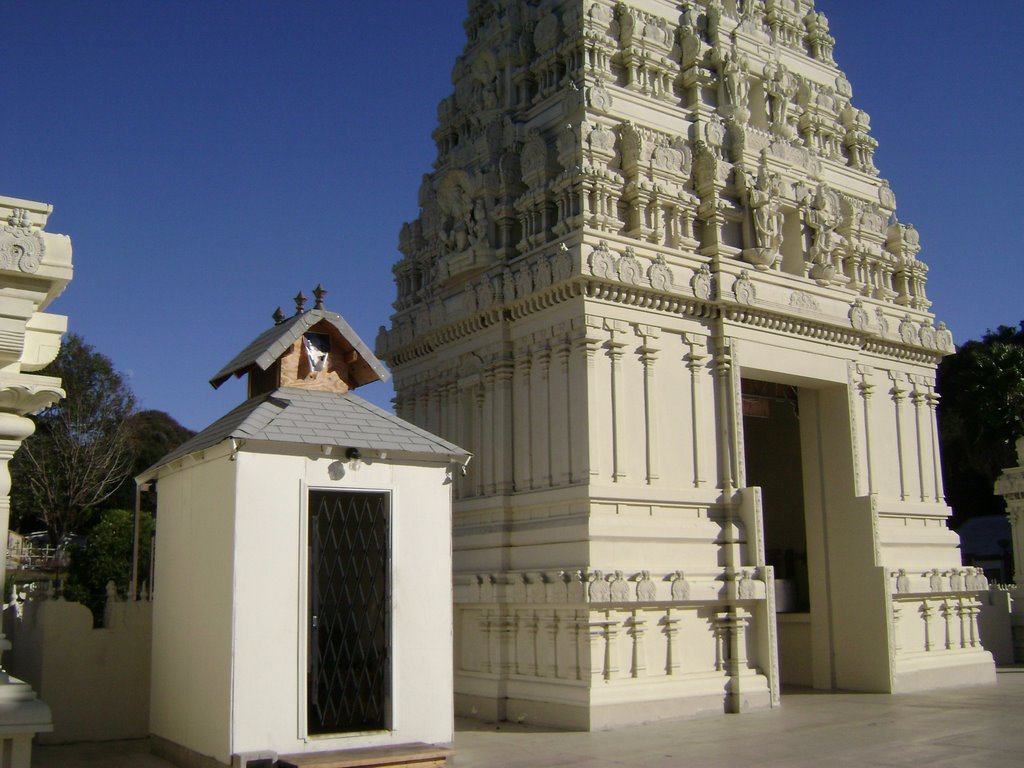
764,61,795,139
743,154,784,269
805,185,839,282
721,53,750,122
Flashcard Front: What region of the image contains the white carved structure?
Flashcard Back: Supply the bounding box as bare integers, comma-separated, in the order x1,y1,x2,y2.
378,0,995,728
0,196,73,762
995,437,1024,661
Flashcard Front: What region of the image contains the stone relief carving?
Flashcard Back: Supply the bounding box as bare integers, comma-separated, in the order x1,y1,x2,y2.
617,246,644,286
566,570,586,602
648,254,673,291
609,570,630,601
737,570,756,599
512,574,528,603
552,243,573,283
588,77,613,112
516,265,533,298
789,291,819,312
588,570,610,602
691,263,714,300
0,209,45,274
849,300,870,331
936,322,954,353
501,269,516,304
899,315,920,346
733,271,757,305
949,570,964,592
805,185,839,283
670,570,691,600
875,308,890,337
636,571,656,601
534,256,553,290
743,154,784,269
918,322,937,350
588,240,615,278
526,572,546,602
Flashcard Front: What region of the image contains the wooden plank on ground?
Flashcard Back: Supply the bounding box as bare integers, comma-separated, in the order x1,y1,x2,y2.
277,742,452,768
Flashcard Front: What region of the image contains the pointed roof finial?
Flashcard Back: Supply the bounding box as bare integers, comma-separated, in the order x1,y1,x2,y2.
294,291,307,313
313,283,326,310
272,306,286,325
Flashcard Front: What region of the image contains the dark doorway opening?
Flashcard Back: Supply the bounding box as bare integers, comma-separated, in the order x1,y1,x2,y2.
741,380,808,612
308,489,390,735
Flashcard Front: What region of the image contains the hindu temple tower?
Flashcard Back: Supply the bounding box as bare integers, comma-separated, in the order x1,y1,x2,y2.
377,0,994,728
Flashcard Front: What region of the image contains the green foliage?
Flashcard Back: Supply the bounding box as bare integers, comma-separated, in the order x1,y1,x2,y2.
10,333,136,544
937,321,1024,526
106,410,195,512
64,508,154,626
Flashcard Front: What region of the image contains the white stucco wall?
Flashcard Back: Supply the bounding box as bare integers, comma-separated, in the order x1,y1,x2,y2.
149,446,237,764
229,445,454,758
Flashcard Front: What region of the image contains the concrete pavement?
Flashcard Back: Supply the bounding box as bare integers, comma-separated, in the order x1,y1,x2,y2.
34,669,1024,767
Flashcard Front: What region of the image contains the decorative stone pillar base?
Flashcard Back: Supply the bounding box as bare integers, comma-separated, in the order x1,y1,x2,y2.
0,670,52,766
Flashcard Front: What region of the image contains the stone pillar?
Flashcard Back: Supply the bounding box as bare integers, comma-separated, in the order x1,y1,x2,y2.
0,197,74,764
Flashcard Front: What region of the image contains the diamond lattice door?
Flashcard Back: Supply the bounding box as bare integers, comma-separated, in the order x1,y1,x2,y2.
308,489,390,734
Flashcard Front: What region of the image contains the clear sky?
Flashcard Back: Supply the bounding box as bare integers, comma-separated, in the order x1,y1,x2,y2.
7,1,1022,432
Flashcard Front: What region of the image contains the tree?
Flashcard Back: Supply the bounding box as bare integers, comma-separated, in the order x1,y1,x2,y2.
937,321,1024,527
106,410,195,513
10,334,136,546
63,508,154,626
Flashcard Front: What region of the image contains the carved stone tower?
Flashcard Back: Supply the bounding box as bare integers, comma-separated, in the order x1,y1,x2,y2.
378,0,994,728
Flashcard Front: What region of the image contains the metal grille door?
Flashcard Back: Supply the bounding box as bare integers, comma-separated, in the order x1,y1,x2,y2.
308,490,390,734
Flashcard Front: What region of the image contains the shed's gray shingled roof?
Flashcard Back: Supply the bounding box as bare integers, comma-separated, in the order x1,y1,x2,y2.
209,309,389,388
139,387,469,480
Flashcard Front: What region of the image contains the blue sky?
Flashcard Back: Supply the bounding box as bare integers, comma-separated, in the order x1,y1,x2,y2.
7,1,1022,432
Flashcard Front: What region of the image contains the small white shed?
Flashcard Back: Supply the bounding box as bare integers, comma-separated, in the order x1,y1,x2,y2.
139,294,468,768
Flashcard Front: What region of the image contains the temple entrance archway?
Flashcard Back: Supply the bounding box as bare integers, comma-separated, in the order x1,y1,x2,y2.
741,374,892,693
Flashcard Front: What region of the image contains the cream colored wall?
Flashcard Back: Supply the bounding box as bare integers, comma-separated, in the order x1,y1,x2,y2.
150,448,236,765
4,596,151,743
229,447,454,758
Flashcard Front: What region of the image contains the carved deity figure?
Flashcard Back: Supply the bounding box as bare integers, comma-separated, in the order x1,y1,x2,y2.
721,53,750,113
805,185,839,280
468,197,490,252
764,61,795,137
747,160,784,252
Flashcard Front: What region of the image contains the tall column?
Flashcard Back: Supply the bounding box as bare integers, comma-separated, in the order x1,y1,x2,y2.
532,335,552,488
605,320,628,483
575,316,604,481
550,329,571,486
926,389,945,503
685,339,707,488
910,379,930,502
889,373,909,501
0,197,72,765
492,357,514,494
512,339,533,491
480,365,496,495
638,326,660,485
857,366,876,496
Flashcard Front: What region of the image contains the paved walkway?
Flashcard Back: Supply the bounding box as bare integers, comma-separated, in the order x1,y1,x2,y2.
34,670,1024,768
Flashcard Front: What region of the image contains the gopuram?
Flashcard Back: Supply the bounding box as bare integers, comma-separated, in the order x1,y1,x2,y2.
377,0,995,728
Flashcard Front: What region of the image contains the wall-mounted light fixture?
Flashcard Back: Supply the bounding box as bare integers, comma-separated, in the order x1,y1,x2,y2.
345,447,362,470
